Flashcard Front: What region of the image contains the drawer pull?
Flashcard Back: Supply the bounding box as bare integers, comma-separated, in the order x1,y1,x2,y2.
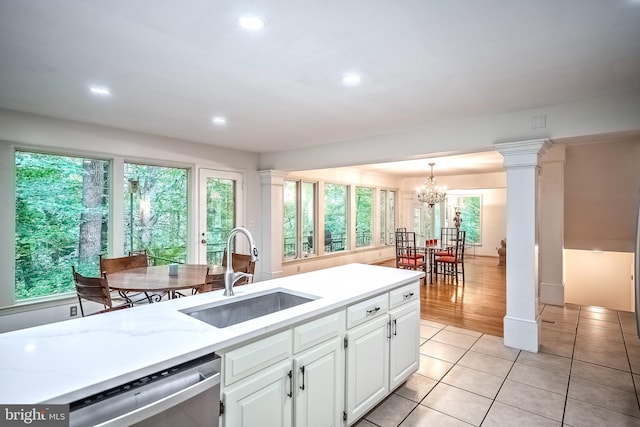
403,292,415,300
366,306,381,315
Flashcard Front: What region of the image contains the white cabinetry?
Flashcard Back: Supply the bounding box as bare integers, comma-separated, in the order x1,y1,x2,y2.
222,312,344,427
223,359,293,427
344,282,420,425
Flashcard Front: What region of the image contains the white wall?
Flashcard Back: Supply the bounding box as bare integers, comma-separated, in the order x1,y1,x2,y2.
564,249,635,312
260,90,640,172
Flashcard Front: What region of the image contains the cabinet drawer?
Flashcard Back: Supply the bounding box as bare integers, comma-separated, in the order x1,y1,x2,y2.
389,282,420,309
346,293,388,329
224,330,292,386
293,310,345,354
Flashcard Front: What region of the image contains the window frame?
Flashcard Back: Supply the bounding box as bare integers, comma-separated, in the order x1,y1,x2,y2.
283,178,318,260
355,186,374,248
323,182,349,254
380,188,396,246
14,148,112,302
445,192,482,245
123,161,190,265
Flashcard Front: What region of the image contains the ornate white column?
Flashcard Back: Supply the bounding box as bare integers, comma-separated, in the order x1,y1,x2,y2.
258,170,287,280
539,144,566,306
495,139,550,352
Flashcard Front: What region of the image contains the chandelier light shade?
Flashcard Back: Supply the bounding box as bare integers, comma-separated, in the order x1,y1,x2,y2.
417,163,447,207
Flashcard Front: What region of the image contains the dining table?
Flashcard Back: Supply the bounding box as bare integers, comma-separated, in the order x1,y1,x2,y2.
106,264,226,302
416,245,453,284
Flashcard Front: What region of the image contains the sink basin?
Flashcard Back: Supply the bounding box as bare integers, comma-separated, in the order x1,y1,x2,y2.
182,289,318,328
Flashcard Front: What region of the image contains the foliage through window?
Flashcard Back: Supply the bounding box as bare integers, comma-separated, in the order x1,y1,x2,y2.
124,163,188,265
380,190,396,245
324,183,347,253
15,151,110,300
447,194,481,244
355,187,373,248
203,176,236,265
283,180,316,259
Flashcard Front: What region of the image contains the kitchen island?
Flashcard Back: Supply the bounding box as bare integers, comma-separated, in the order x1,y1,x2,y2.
0,263,423,425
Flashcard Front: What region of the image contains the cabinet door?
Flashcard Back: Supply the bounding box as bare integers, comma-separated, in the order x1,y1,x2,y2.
223,360,293,427
344,315,390,425
389,300,420,390
294,337,343,427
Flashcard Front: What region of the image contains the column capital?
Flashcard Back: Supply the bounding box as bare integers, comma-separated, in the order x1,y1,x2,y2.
258,169,287,186
494,139,551,169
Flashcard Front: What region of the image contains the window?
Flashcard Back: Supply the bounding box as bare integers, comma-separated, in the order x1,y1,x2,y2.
355,187,374,248
324,183,348,253
446,194,481,244
283,180,316,259
15,151,110,301
124,163,188,265
380,190,396,245
202,175,237,265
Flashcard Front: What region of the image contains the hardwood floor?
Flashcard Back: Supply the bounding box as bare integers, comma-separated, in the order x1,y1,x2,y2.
378,255,506,337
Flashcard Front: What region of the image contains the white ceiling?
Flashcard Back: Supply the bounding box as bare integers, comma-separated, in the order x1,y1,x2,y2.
0,1,639,167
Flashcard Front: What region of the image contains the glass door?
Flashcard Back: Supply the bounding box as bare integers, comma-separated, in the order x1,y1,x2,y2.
198,169,243,265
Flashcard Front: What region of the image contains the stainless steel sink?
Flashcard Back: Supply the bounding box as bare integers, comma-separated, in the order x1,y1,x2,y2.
182,289,318,328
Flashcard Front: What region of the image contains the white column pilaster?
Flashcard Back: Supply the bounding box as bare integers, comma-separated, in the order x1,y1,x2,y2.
495,139,550,352
540,145,566,306
258,170,287,280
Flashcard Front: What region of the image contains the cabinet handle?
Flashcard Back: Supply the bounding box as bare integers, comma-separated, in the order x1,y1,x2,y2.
299,366,306,390
403,292,414,299
387,320,392,339
287,370,293,398
393,318,398,336
366,306,381,315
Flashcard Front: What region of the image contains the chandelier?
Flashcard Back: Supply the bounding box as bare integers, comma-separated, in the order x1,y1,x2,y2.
417,163,447,207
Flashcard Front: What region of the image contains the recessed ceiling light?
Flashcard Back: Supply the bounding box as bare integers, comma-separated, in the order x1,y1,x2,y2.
212,116,227,125
89,86,110,96
238,15,265,31
342,73,362,86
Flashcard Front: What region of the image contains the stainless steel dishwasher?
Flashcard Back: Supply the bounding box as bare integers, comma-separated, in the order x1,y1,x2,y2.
69,353,220,427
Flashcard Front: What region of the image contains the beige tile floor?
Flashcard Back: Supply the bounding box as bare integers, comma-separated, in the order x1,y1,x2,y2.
355,304,640,427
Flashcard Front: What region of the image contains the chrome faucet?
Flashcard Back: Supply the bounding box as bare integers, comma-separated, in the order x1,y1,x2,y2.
224,226,259,296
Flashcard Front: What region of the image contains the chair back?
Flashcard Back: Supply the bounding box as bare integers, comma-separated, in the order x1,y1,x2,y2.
72,266,112,316
222,250,256,285
196,267,225,294
100,253,148,274
452,230,466,261
440,227,458,248
395,230,417,249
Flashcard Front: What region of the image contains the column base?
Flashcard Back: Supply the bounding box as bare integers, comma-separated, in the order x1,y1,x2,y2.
504,315,540,352
540,282,565,306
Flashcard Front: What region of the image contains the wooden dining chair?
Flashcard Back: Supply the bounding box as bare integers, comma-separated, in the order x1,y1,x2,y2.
100,253,149,274
434,230,466,284
99,253,153,302
72,266,131,316
194,267,226,294
222,250,256,286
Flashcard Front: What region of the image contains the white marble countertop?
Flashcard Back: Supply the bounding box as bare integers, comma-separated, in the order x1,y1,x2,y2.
0,263,422,404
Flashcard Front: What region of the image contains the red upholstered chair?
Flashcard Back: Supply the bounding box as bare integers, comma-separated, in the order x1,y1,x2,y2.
395,230,424,268
434,230,466,284
434,227,458,257
396,245,426,275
